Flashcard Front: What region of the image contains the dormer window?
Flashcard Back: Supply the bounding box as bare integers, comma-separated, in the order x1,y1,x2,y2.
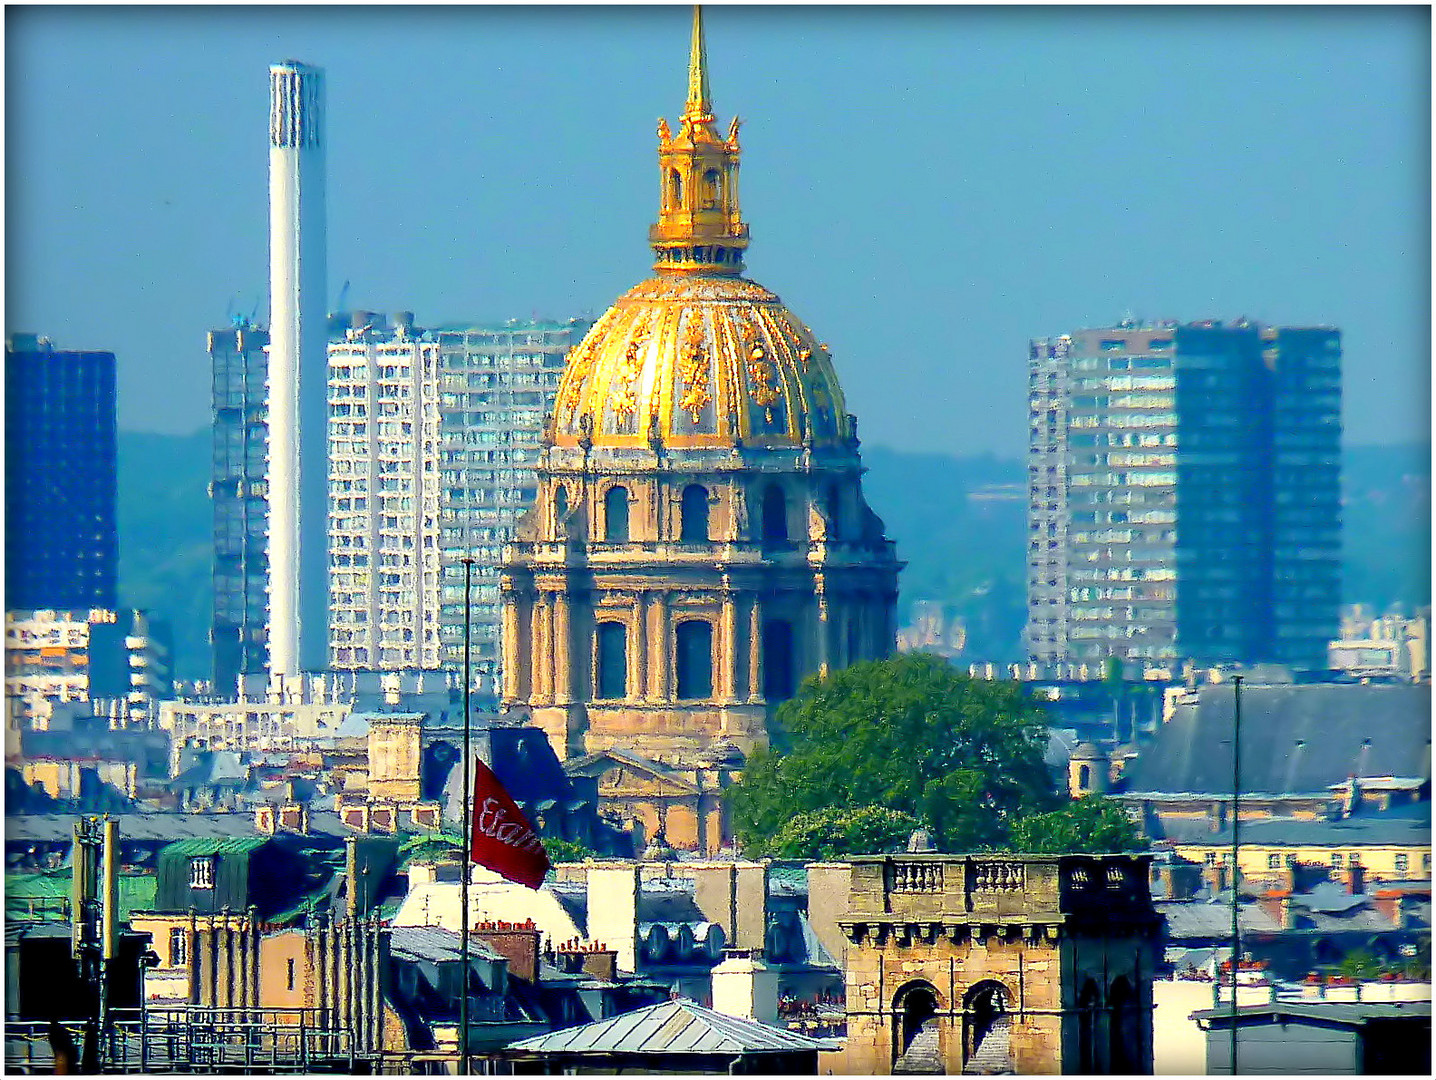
190,857,216,890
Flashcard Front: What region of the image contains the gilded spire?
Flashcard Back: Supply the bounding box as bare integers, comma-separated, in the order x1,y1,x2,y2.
685,5,713,122
650,5,749,277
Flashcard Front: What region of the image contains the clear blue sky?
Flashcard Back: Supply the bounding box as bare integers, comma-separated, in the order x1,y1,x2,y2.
6,4,1429,457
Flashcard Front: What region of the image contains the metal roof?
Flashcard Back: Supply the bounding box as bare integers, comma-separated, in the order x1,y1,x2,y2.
1155,900,1281,940
1124,683,1431,797
6,813,264,843
6,869,156,921
1192,1001,1431,1027
159,837,270,858
507,998,829,1056
390,925,504,964
1158,803,1430,847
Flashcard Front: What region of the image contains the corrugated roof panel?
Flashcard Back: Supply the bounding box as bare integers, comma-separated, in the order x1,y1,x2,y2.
160,836,269,858
651,1008,708,1052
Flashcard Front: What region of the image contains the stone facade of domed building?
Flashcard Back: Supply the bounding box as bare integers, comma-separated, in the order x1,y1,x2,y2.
499,9,900,853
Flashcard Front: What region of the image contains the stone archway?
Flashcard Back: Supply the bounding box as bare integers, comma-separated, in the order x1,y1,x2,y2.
1108,975,1140,1074
892,981,944,1074
961,979,1013,1074
1076,977,1101,1074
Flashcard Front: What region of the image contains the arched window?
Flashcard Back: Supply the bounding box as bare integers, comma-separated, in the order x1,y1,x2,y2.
669,169,683,208
1078,764,1092,791
1076,978,1100,1074
762,618,795,702
595,622,627,700
605,486,630,542
962,980,1011,1070
701,168,721,208
680,484,709,542
554,484,568,525
826,483,843,540
1108,976,1140,1074
892,982,942,1073
761,484,788,543
675,620,713,700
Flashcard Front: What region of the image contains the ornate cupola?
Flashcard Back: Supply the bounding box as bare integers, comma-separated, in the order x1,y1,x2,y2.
500,5,902,856
649,6,749,276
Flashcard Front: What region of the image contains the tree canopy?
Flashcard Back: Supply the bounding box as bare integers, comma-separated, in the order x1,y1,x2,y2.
763,805,922,861
730,653,1065,856
1002,795,1142,854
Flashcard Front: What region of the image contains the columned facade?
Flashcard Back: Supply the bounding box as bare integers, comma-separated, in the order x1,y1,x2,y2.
498,8,900,853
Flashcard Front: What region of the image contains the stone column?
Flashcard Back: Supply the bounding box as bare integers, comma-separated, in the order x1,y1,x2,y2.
553,589,572,705
531,593,550,702
655,594,673,700
500,579,521,703
542,594,557,701
632,592,648,702
720,585,737,702
747,595,763,702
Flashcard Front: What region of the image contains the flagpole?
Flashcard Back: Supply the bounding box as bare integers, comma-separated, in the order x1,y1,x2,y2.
460,555,474,1076
1230,672,1243,1076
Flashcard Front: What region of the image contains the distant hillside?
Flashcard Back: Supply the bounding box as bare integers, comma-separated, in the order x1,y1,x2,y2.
860,446,1027,660
116,429,212,680
1342,443,1431,612
115,433,1430,679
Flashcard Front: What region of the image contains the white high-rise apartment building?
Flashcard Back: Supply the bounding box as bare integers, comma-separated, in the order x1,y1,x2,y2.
433,319,592,699
327,313,443,670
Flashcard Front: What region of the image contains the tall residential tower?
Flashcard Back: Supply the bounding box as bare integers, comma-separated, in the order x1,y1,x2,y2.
1026,320,1342,669
433,317,593,699
267,60,329,676
209,322,270,690
327,313,444,670
4,334,118,611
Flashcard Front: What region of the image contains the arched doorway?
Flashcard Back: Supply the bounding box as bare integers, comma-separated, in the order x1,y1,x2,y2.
1108,975,1140,1074
961,980,1012,1073
892,981,943,1074
1076,977,1101,1074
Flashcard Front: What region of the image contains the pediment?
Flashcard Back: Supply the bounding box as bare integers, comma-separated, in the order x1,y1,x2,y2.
566,749,700,797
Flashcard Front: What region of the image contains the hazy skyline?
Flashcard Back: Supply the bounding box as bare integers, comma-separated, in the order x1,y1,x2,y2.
6,5,1429,457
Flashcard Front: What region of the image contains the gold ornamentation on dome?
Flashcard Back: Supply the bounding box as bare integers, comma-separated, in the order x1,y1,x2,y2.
657,117,671,142
559,336,603,423
745,337,781,418
610,315,652,420
678,311,712,423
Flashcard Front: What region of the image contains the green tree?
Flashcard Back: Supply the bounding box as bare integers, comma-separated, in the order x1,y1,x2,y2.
1003,795,1143,854
729,653,1060,855
763,805,921,861
544,838,598,863
1336,949,1382,981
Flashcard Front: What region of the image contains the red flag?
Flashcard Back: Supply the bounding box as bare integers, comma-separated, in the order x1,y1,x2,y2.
469,757,551,889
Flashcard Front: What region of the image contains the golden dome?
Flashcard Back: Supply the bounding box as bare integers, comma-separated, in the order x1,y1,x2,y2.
549,7,851,452
552,274,850,450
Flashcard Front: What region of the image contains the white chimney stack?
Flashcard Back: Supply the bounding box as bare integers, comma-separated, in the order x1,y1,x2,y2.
266,60,328,677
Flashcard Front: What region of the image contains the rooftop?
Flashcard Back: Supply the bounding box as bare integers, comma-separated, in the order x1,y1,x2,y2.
506,997,830,1056
1192,1001,1431,1028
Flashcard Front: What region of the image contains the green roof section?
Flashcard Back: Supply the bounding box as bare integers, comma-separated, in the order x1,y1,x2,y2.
6,870,157,923
158,836,270,859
